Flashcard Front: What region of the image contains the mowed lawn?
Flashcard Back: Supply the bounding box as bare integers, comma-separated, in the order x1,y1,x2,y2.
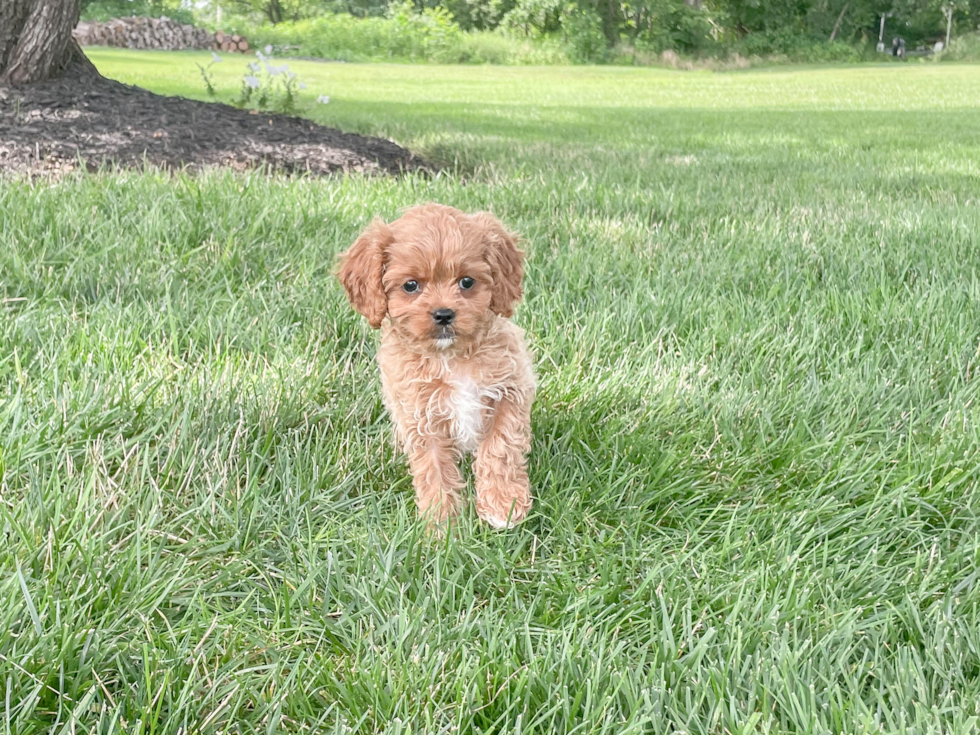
2,51,980,733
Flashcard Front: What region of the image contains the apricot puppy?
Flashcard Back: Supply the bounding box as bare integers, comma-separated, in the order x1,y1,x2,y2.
338,204,535,528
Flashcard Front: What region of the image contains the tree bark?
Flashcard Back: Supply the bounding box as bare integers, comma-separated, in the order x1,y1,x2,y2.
1,0,97,84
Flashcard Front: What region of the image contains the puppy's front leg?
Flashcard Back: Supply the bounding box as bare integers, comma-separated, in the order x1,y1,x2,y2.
406,434,464,527
474,395,532,528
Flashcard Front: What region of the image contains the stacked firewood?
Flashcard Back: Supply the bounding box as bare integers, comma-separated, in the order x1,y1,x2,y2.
73,18,249,53
214,31,249,53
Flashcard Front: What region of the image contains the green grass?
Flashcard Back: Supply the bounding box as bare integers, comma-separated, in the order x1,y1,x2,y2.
3,50,980,733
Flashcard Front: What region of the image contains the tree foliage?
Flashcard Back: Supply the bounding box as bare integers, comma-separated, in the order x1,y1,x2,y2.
80,0,980,53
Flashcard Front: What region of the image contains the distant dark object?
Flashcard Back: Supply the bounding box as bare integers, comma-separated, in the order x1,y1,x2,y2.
889,35,937,59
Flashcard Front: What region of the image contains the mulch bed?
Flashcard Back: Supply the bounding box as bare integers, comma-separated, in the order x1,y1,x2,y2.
0,65,423,177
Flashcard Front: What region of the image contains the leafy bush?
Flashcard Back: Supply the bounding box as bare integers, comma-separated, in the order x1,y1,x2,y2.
235,4,463,62
791,41,869,63
235,9,879,67
944,32,980,61
457,31,569,64
499,0,564,36
232,5,571,64
560,6,607,63
733,28,808,56
631,1,716,54
731,30,871,63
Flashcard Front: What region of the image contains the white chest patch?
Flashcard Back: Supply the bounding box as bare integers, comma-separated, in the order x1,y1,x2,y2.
448,376,488,453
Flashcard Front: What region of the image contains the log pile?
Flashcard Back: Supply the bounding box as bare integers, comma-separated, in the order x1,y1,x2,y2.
73,18,249,53
214,31,250,53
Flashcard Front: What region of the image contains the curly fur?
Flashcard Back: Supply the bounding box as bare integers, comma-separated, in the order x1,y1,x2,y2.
338,203,535,529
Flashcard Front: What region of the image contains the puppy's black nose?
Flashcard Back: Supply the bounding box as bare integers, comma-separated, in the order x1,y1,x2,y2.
432,308,455,325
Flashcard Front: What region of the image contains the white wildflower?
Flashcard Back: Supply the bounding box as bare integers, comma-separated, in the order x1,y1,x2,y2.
211,52,222,63
248,61,261,72
317,94,330,104
255,50,266,62
244,75,260,88
264,44,273,54
298,82,307,90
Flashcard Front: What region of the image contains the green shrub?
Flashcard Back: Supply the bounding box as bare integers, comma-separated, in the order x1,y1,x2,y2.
456,31,521,63
232,7,570,64
457,31,569,64
944,32,980,61
560,7,607,63
499,0,564,36
237,12,876,67
731,30,871,63
631,2,716,54
235,5,462,62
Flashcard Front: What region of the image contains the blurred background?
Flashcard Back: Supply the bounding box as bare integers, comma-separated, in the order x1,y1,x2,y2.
78,0,980,66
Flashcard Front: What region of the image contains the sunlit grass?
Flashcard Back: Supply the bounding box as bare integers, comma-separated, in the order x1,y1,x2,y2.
2,51,980,733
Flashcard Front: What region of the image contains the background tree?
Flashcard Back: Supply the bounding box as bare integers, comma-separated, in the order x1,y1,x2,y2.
73,0,980,57
1,0,96,84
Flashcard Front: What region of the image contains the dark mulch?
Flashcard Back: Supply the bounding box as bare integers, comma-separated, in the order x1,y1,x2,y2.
0,65,423,177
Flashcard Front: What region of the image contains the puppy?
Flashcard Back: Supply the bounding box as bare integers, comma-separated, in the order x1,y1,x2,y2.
338,204,535,529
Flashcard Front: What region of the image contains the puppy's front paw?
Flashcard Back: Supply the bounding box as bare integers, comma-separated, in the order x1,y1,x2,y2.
416,491,462,533
476,484,531,529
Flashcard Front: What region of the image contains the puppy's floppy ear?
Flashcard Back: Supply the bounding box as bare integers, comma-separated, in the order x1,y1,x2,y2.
337,219,392,329
473,212,524,318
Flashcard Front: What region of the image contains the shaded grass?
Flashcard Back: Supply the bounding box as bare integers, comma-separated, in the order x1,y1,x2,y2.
1,52,980,733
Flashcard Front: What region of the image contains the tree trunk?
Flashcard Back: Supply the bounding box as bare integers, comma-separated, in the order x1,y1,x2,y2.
600,0,620,47
1,0,97,84
630,6,643,42
265,0,284,25
829,2,849,42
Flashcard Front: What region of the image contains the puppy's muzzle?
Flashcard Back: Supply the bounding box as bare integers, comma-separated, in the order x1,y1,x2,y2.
431,308,455,326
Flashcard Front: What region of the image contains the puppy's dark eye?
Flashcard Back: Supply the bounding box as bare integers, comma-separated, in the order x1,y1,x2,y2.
459,277,475,290
402,280,419,293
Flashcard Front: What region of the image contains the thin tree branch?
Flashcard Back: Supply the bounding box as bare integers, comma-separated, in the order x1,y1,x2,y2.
829,1,849,41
